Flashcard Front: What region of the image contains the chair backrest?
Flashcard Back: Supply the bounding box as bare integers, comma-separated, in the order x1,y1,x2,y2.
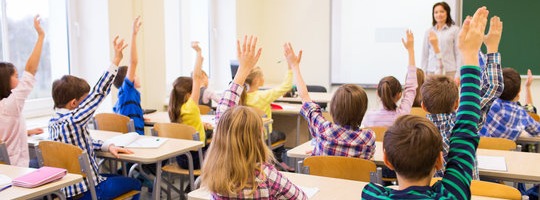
306,85,327,93
366,126,388,142
153,123,198,140
478,137,517,151
528,112,540,122
303,156,376,182
198,105,212,115
0,140,10,165
430,178,521,199
410,107,428,117
37,141,85,176
93,113,135,133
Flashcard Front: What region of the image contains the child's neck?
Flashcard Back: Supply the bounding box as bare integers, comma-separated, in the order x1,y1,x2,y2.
396,175,432,190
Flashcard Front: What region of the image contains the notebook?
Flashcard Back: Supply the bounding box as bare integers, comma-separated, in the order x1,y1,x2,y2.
12,167,67,188
105,132,168,148
477,155,507,171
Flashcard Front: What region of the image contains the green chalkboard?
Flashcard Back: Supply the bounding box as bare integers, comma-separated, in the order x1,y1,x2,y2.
463,0,540,75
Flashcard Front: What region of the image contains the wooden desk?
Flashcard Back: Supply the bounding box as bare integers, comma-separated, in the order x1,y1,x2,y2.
0,164,82,200
276,92,333,104
187,171,504,200
144,112,273,129
272,103,311,147
288,141,540,183
517,136,540,153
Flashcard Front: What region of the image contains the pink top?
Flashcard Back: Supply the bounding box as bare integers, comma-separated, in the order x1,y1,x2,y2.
363,65,418,127
0,71,35,167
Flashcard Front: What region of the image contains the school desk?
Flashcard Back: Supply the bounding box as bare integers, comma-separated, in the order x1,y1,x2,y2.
275,92,333,104
0,164,82,200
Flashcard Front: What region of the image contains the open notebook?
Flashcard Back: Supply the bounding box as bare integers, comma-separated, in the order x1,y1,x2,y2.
105,132,168,148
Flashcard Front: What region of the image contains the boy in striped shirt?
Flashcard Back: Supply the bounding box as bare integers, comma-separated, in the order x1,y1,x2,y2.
362,7,487,199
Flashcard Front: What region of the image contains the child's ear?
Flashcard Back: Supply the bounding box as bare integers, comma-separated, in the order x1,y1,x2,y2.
453,100,459,110
434,151,444,170
383,149,395,170
421,101,428,112
67,99,78,109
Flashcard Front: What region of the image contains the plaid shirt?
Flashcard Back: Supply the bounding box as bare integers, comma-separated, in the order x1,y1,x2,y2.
48,65,118,197
427,52,502,180
480,99,540,140
213,83,307,199
300,102,375,159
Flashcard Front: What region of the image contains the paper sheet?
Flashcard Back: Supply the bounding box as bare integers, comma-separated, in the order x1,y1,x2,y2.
298,186,319,198
477,155,507,171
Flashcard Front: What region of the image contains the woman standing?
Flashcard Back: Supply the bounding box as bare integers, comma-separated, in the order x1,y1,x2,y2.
421,2,460,78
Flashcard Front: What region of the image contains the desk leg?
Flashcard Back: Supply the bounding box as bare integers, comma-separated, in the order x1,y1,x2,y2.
153,161,163,200
186,152,195,190
52,190,66,200
296,115,301,146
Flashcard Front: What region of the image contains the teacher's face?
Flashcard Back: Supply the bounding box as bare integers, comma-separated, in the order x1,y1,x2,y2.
433,5,447,24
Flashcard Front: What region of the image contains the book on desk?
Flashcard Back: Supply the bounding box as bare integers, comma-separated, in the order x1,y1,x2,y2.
105,132,168,148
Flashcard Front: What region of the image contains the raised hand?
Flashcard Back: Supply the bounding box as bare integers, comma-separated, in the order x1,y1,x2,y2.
526,69,533,87
132,16,142,35
283,42,303,70
484,16,503,54
233,36,262,85
458,7,489,65
428,31,440,53
112,36,128,66
192,41,202,53
34,15,44,37
401,29,414,51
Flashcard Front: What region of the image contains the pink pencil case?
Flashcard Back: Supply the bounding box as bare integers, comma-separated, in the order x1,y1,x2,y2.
12,166,67,188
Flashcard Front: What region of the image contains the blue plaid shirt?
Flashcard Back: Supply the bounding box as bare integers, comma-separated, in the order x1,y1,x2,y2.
480,99,540,140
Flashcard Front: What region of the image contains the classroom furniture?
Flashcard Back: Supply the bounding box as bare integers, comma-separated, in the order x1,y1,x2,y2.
272,103,310,147
153,123,203,198
517,136,540,153
301,156,380,183
528,112,540,122
187,171,506,200
93,113,135,133
197,105,212,115
365,126,388,142
288,141,540,184
249,107,284,150
0,164,83,200
36,141,140,200
306,85,328,109
275,92,333,104
0,140,10,165
410,107,428,117
431,178,522,200
478,137,517,151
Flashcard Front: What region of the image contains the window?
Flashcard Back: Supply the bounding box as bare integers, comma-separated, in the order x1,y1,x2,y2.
0,0,69,116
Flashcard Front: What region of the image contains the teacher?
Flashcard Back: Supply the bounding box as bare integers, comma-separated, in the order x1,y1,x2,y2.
421,2,461,78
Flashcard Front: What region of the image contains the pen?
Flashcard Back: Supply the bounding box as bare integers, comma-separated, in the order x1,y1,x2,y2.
0,184,12,192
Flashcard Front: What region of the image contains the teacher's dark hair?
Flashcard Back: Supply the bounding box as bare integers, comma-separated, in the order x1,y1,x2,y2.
432,2,455,27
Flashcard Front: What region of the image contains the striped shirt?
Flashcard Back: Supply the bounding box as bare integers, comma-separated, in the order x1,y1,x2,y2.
480,99,540,140
363,65,418,127
48,65,118,198
421,25,461,73
213,83,306,199
362,65,482,199
429,52,502,179
113,78,144,135
300,102,376,159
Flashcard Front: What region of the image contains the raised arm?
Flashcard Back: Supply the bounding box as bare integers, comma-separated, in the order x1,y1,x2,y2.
479,16,504,121
25,15,45,75
525,69,533,106
190,41,204,103
397,30,418,114
284,43,309,102
126,16,142,82
215,36,262,121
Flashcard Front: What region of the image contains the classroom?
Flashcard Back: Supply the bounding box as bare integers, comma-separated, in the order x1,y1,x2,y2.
1,0,540,199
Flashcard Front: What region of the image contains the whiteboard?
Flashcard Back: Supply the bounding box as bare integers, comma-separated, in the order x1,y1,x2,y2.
331,0,460,86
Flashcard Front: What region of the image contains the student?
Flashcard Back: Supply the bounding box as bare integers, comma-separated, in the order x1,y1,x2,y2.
519,69,537,114
285,43,375,159
422,16,503,179
168,41,208,169
363,30,418,127
412,68,425,107
238,46,293,171
48,37,141,199
0,16,44,167
480,67,540,141
198,70,221,108
362,7,487,199
201,36,307,199
113,16,144,135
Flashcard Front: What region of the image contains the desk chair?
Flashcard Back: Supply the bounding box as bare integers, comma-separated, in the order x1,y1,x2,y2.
307,85,328,109
430,178,521,200
0,140,10,165
366,126,388,142
410,107,428,117
153,123,204,199
37,141,139,200
197,105,212,115
251,107,285,150
300,156,381,183
478,137,517,151
93,113,135,133
528,112,540,122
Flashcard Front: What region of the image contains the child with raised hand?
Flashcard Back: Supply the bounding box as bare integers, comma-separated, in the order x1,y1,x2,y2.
49,36,141,199
362,6,488,199
363,30,418,127
0,15,44,167
201,36,307,199
113,16,145,135
168,41,208,169
285,43,375,159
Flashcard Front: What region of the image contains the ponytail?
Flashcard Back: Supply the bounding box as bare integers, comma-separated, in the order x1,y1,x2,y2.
168,77,193,122
377,76,401,111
